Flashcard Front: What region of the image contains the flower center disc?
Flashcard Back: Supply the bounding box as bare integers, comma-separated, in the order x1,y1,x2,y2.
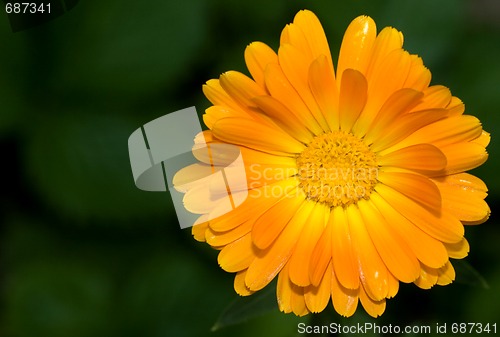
296,131,379,207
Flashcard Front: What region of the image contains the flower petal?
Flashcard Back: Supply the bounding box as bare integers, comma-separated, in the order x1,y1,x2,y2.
182,182,229,214
280,23,310,59
433,173,488,198
403,54,431,91
204,105,256,129
440,142,488,175
387,272,400,299
277,263,309,316
212,117,305,155
392,115,483,150
472,130,491,147
444,238,470,259
253,95,313,143
433,176,490,224
291,10,333,65
309,218,332,287
234,270,255,296
219,71,267,110
346,204,389,301
192,216,209,242
252,191,305,250
378,144,447,172
265,63,323,135
173,162,214,193
218,233,255,272
358,199,420,283
368,48,412,98
206,218,253,247
354,49,412,137
411,85,452,111
446,96,465,116
339,69,368,133
436,261,455,286
288,202,328,287
364,88,423,145
209,179,297,232
378,171,442,211
359,282,386,318
337,15,377,81
370,192,448,269
203,79,248,113
278,43,330,131
371,108,448,153
308,55,339,131
245,200,311,291
366,26,404,80
414,263,439,289
331,206,359,289
376,184,464,244
305,262,332,313
245,42,278,89
331,268,359,317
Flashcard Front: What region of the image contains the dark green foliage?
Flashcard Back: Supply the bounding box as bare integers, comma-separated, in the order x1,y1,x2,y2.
0,0,499,336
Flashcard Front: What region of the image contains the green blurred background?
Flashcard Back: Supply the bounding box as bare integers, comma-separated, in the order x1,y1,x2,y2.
1,0,499,336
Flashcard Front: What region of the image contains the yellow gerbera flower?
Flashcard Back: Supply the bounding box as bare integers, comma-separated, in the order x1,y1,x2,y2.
175,10,490,317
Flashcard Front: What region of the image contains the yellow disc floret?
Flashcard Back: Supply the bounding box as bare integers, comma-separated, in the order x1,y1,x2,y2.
296,131,378,207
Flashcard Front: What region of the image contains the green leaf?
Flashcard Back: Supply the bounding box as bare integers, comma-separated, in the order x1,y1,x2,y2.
453,260,489,289
212,283,278,331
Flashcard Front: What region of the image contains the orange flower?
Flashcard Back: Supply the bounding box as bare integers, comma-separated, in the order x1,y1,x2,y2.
175,10,490,317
